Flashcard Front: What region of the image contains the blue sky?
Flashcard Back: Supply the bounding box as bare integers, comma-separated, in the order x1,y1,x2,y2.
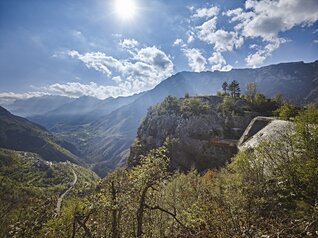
0,0,318,103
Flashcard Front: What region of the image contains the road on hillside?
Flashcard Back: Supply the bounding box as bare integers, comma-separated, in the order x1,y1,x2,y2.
54,168,78,217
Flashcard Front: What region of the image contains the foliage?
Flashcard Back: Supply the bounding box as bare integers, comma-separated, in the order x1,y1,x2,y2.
221,82,228,95
228,80,240,98
276,102,300,120
0,149,99,237
152,95,210,118
2,105,318,237
217,96,244,117
180,97,210,117
246,82,257,102
155,96,180,114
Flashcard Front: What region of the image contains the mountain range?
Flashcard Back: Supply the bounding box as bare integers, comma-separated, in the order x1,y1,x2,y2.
3,60,318,176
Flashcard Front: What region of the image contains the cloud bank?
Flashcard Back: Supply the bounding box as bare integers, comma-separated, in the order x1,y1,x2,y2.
177,0,318,69
66,41,173,94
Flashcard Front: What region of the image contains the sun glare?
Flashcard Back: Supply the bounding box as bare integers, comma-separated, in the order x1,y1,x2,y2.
115,0,137,20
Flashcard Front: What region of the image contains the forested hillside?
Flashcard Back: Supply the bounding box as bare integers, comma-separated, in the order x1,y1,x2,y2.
0,149,99,237
0,106,81,164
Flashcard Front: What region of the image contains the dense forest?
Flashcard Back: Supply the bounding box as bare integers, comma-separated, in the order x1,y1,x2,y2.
1,85,317,237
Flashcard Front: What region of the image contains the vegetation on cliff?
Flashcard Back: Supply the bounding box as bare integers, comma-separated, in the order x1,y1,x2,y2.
128,84,287,172
4,105,316,237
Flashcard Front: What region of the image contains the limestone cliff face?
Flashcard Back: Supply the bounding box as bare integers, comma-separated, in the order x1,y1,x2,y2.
129,96,259,172
238,117,292,150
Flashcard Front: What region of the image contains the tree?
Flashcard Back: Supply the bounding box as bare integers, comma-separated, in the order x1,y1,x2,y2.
246,82,256,102
222,82,228,95
102,169,129,238
158,96,180,114
129,146,170,237
275,102,298,120
271,94,285,107
228,80,240,98
254,92,266,105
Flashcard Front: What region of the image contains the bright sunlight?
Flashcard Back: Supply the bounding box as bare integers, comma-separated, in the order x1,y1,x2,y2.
115,0,137,20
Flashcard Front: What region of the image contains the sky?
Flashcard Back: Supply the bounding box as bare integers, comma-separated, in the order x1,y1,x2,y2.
0,0,318,104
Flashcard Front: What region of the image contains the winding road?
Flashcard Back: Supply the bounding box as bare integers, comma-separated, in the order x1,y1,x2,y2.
54,168,78,217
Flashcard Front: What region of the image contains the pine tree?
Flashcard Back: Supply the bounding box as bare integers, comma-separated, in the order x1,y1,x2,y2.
229,80,240,98
222,82,228,95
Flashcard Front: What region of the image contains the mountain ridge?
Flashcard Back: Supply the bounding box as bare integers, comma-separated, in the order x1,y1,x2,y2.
0,106,82,165
2,60,318,176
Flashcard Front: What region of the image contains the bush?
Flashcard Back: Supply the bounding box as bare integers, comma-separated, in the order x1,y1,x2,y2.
180,97,210,117
275,102,299,120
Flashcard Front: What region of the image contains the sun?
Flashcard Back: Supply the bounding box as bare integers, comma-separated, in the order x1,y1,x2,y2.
115,0,137,20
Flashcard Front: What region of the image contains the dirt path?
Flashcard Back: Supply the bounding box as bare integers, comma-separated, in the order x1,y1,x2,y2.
54,168,77,217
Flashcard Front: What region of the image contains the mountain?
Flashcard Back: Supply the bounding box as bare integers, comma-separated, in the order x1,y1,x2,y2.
5,95,74,117
29,93,144,130
0,106,81,164
71,60,318,176
4,61,317,176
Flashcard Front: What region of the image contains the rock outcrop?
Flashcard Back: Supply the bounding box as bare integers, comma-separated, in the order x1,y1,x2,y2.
129,96,259,172
238,117,292,150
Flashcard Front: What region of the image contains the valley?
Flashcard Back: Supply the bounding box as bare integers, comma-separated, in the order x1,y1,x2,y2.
4,60,318,176
1,74,318,236
1,0,318,236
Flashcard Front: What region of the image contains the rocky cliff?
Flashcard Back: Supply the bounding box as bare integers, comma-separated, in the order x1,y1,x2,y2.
238,117,292,150
129,96,260,172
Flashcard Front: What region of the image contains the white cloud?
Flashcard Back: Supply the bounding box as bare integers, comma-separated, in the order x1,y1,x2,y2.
173,38,184,46
227,0,318,41
44,82,129,99
187,6,195,12
208,52,232,72
112,33,123,38
195,16,244,52
208,52,226,66
249,44,258,49
187,34,194,44
245,52,266,68
64,46,173,94
120,38,139,49
67,50,121,77
183,0,318,69
134,46,173,71
0,82,133,104
0,92,49,106
245,38,286,67
182,48,207,72
112,76,122,83
314,40,318,44
192,6,220,19
196,17,218,39
223,0,318,66
198,28,244,52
